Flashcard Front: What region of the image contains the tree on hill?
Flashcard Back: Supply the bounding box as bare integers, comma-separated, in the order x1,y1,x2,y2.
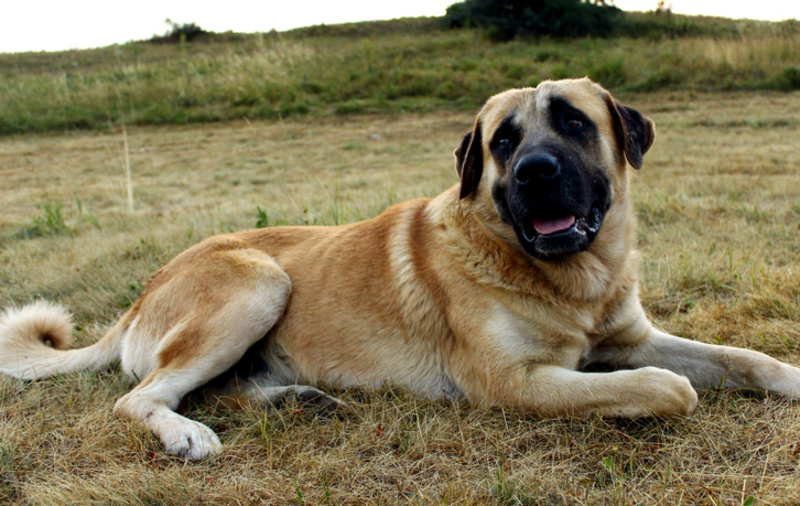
445,0,623,40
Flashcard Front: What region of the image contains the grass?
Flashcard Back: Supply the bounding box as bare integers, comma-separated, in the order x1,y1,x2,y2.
1,86,799,503
1,15,800,135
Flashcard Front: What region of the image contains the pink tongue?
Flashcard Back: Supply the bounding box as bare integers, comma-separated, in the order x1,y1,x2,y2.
532,215,576,235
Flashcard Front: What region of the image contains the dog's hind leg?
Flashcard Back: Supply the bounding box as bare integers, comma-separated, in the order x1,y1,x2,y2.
207,376,347,416
113,246,291,460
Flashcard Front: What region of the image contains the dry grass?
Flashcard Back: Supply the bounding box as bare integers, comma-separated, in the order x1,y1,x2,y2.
1,90,800,504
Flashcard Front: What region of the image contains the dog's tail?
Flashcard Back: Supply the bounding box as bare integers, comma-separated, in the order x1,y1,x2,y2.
0,301,124,380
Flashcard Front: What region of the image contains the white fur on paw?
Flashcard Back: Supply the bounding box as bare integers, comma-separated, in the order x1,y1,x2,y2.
159,417,221,461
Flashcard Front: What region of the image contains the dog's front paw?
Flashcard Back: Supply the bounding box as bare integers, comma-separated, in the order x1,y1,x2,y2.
637,367,698,417
767,363,800,400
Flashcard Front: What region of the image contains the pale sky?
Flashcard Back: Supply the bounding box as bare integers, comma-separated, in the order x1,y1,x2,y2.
1,0,798,54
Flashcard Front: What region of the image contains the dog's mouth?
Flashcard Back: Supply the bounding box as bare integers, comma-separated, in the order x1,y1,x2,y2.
517,203,605,258
521,205,603,242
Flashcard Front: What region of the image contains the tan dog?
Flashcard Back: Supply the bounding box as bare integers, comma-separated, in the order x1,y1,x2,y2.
3,78,800,460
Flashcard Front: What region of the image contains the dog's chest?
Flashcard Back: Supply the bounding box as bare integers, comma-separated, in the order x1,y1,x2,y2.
480,295,608,370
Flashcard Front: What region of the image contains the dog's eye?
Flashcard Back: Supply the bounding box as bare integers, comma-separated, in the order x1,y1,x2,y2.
565,118,584,130
492,121,521,156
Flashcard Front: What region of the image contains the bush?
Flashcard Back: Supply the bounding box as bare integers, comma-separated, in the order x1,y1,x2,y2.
445,0,623,41
150,19,210,44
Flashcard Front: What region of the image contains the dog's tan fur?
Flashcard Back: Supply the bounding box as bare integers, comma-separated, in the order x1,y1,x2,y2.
3,78,800,460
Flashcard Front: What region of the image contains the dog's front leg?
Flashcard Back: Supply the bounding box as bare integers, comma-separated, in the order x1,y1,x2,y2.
591,309,800,398
534,365,698,418
455,360,698,419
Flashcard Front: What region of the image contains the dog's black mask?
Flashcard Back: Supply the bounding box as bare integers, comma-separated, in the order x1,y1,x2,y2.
491,138,613,260
456,92,654,261
491,97,612,259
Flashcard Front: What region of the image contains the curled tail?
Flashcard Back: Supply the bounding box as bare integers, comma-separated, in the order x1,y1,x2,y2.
0,301,123,380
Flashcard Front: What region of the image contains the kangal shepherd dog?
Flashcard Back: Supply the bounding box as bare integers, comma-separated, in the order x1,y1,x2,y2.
3,78,800,460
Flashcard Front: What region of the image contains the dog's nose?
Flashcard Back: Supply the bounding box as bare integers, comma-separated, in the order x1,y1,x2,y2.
513,154,561,184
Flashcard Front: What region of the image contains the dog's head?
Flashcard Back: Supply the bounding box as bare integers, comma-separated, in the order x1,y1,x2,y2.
455,78,655,260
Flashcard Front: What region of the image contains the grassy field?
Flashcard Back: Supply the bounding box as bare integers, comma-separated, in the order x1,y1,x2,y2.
1,85,800,504
1,15,800,135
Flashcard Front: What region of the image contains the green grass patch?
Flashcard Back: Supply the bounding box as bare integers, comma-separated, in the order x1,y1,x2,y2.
1,16,800,136
23,203,71,238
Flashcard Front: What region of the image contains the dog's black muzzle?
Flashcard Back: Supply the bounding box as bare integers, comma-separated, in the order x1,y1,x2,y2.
495,144,612,260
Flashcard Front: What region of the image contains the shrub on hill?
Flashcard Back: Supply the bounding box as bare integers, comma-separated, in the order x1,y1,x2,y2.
445,0,623,40
150,20,210,44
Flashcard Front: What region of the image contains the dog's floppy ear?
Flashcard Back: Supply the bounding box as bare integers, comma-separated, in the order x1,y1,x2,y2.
454,120,483,199
605,97,656,170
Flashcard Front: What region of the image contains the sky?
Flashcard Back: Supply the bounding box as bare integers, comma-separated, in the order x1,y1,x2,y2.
1,0,798,54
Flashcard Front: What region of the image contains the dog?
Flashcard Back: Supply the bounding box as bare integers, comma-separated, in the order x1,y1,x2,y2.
2,78,800,460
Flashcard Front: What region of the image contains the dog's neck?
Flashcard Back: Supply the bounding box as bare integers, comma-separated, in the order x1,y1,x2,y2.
431,186,637,303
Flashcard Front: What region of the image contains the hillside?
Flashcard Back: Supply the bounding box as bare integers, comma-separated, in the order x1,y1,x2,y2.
1,14,799,135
